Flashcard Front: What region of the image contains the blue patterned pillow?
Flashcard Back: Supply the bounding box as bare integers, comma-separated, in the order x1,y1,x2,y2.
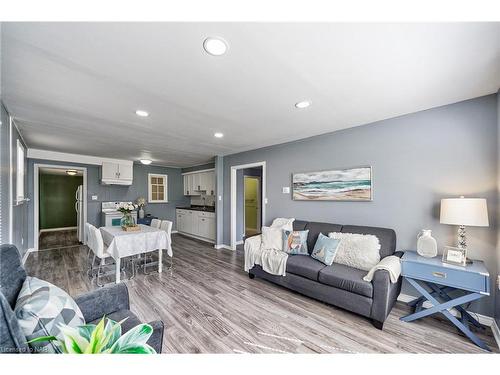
282,230,309,255
311,233,341,265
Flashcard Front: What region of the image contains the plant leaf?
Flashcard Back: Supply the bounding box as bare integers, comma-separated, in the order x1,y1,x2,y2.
109,324,153,353
78,324,96,342
100,318,123,351
59,324,89,354
27,335,57,344
85,316,106,354
113,344,156,354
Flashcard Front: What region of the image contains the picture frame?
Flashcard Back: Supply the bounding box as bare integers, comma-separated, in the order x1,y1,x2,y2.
292,166,373,201
441,246,466,266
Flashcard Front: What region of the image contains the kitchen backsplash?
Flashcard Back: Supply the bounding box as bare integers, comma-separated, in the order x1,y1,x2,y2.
190,193,215,207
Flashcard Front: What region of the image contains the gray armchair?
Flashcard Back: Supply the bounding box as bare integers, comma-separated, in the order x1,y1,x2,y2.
0,244,164,353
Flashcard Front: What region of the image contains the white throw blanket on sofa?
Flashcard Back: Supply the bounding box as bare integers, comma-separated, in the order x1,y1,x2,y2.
363,255,401,283
244,235,288,276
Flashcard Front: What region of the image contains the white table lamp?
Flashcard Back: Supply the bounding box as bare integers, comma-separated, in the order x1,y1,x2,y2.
440,196,489,262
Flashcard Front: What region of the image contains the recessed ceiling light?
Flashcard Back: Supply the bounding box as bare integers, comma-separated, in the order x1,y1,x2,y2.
203,37,228,56
140,159,152,165
214,132,224,138
135,110,149,117
295,101,311,109
66,170,78,176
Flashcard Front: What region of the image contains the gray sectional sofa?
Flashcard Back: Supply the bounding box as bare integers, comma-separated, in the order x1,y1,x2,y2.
0,244,164,353
247,220,402,329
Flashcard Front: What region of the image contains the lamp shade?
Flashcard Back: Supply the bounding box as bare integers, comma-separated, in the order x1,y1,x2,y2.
440,197,489,227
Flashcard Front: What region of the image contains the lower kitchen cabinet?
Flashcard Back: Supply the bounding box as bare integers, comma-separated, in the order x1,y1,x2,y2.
176,209,215,242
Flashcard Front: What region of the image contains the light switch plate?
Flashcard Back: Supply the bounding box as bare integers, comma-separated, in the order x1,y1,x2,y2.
282,187,290,194
91,195,98,200
218,195,222,201
264,198,268,204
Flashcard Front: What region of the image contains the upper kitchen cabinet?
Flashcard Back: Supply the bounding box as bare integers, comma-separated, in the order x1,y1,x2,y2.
182,169,215,196
101,161,133,185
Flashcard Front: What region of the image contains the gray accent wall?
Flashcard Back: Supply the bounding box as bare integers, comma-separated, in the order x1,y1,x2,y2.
223,94,498,317
26,159,189,248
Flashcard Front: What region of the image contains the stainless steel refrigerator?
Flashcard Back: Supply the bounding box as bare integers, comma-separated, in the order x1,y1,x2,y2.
75,185,84,242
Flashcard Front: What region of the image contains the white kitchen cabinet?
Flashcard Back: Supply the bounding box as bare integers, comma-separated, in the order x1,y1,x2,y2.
176,208,215,242
182,170,215,196
101,162,133,185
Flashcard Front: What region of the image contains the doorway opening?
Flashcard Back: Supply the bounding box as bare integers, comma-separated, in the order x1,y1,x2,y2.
34,164,87,251
230,161,266,250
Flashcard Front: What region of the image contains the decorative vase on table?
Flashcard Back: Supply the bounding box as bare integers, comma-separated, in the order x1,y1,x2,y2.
138,207,145,219
120,213,136,228
416,229,437,258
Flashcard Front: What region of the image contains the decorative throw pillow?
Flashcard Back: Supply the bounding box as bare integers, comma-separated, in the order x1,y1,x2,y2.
328,232,381,271
270,217,295,231
14,277,85,353
282,230,309,255
311,233,341,265
261,226,284,251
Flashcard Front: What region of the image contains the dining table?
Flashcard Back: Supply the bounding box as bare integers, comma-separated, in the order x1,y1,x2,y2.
100,224,172,283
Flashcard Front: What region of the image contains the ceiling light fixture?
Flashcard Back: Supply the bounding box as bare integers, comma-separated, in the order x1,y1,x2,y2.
66,170,78,176
214,132,224,138
135,110,149,117
295,101,311,109
140,159,152,165
203,37,228,56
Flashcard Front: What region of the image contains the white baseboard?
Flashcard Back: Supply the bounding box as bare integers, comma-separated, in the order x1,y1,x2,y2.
397,293,494,327
177,232,215,244
39,226,77,233
492,320,500,350
214,244,233,250
171,230,178,234
236,240,244,245
21,248,35,265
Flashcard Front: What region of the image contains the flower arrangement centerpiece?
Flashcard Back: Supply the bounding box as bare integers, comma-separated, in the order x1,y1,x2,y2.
136,197,147,219
117,202,138,229
28,317,156,354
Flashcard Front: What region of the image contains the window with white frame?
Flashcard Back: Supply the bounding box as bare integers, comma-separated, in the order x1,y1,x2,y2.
16,139,25,204
148,173,168,203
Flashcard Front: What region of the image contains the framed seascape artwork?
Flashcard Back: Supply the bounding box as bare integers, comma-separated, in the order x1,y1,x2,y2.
292,166,373,201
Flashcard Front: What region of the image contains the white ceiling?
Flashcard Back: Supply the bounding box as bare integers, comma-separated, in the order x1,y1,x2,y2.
2,23,499,167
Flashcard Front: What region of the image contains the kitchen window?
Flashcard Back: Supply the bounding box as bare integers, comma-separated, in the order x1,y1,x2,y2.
148,173,168,203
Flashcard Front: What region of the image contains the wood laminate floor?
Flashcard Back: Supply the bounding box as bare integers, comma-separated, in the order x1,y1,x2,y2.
25,234,499,354
38,229,79,250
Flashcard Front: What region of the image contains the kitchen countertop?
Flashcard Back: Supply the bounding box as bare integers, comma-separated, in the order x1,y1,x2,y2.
176,206,216,213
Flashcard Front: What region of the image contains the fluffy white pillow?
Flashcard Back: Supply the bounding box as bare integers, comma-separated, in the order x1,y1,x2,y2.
328,232,381,271
271,217,295,231
261,226,284,251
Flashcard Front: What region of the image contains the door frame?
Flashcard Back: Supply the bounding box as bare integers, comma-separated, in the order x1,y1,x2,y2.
230,161,266,250
33,163,87,251
243,175,261,237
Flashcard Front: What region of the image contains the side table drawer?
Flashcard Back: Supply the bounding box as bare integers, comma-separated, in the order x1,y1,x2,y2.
402,261,488,294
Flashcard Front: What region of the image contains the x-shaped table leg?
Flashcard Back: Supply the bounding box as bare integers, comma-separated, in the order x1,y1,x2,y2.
401,278,490,351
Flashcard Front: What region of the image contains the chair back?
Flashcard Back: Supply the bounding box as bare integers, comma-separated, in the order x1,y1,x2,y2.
151,218,161,229
90,226,107,259
160,220,173,237
84,222,92,244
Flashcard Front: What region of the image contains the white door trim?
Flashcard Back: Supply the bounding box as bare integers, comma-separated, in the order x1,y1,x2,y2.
230,161,266,250
33,163,87,251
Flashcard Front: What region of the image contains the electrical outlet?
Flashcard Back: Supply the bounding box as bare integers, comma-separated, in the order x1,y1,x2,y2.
92,195,98,200
282,187,290,194
21,237,24,245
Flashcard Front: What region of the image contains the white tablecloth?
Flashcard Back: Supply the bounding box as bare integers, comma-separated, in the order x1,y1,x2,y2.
100,224,172,260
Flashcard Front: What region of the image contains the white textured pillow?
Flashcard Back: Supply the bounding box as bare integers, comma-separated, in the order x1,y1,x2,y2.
271,218,295,231
328,232,381,271
261,226,283,251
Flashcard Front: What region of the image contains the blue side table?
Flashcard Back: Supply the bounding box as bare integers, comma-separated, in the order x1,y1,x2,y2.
400,251,490,351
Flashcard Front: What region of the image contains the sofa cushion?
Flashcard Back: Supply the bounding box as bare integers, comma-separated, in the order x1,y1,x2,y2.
304,222,342,254
292,220,309,231
15,277,85,353
0,245,27,308
341,225,396,259
311,233,340,266
329,232,381,271
282,230,309,255
318,263,373,298
286,255,326,281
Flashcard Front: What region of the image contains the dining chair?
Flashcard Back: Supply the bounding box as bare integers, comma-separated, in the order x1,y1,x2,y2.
85,223,93,265
151,218,161,229
88,226,116,287
160,220,173,271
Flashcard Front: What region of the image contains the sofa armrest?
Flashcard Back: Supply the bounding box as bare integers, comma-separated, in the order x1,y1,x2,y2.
74,284,130,323
244,234,262,252
147,320,164,353
370,266,402,325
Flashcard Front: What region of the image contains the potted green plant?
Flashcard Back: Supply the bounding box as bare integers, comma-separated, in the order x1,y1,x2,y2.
29,317,156,354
